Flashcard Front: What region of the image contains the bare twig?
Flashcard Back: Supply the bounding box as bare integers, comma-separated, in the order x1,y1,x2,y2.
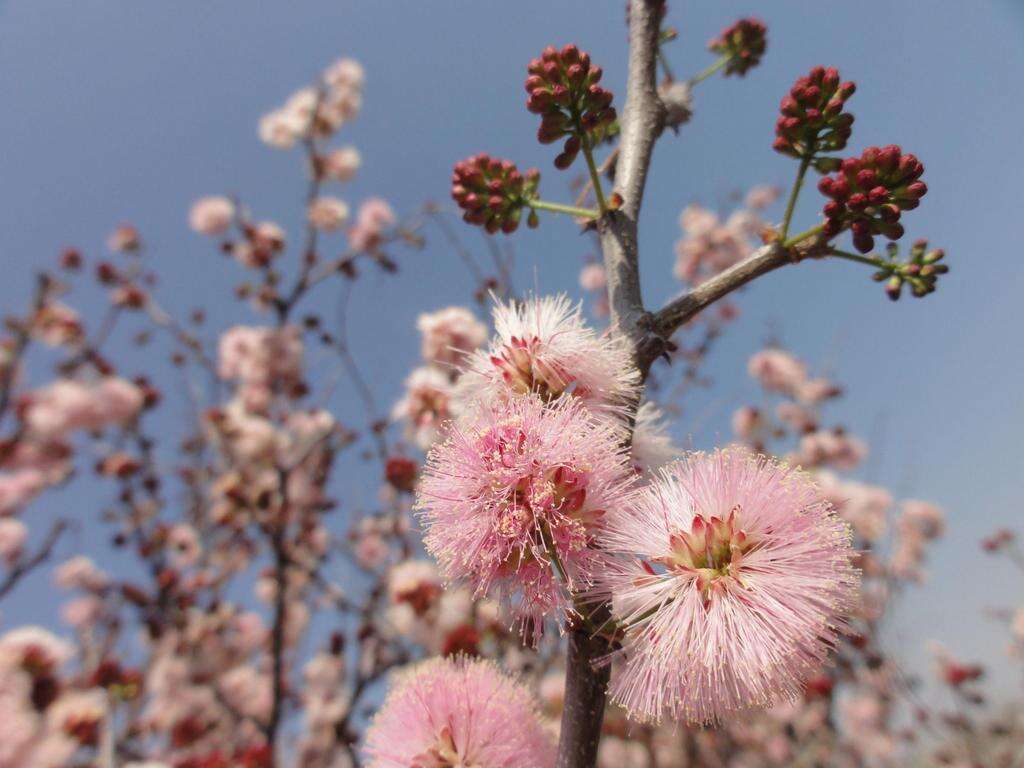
0,519,68,602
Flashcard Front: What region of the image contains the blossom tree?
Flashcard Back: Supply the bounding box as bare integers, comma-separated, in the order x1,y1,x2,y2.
2,3,1019,768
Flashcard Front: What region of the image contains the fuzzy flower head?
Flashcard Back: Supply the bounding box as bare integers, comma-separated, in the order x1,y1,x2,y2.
598,449,858,724
417,395,633,630
458,295,639,420
364,656,555,768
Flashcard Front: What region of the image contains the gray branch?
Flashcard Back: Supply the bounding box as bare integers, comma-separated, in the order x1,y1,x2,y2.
557,2,666,767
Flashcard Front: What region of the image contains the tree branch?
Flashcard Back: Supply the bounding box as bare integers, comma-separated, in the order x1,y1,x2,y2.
597,0,665,348
0,519,68,602
646,237,828,368
557,3,665,767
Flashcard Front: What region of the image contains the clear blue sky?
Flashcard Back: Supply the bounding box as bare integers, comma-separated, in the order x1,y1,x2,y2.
1,1,1022,699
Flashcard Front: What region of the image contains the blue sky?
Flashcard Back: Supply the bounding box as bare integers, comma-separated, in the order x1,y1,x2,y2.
1,0,1022,701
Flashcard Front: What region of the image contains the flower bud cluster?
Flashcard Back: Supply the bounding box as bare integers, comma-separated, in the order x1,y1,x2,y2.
871,239,948,300
451,154,540,234
708,18,767,76
774,66,856,161
526,45,616,169
819,144,926,252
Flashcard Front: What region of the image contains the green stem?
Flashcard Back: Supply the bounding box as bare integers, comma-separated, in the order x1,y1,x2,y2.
826,247,886,269
529,199,600,219
580,136,609,215
657,48,675,82
689,55,729,86
780,154,812,240
782,223,825,248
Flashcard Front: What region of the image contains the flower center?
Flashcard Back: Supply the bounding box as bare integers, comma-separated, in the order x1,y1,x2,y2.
659,506,754,598
412,725,481,768
490,335,572,400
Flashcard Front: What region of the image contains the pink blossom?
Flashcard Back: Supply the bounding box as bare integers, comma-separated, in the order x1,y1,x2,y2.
630,402,680,477
323,145,361,181
776,401,817,433
307,197,350,232
675,203,763,284
0,470,47,515
747,349,807,395
30,302,83,347
417,395,633,630
598,449,858,723
363,656,555,768
167,524,202,569
458,295,639,420
816,471,892,542
416,306,487,368
61,596,103,628
23,378,143,439
795,429,867,470
188,196,235,236
745,184,781,210
0,519,27,564
899,499,945,540
578,262,607,292
348,198,396,252
392,366,453,450
54,556,108,591
731,406,764,441
0,626,73,672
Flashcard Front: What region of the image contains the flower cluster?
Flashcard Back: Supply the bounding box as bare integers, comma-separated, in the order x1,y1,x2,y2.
392,306,487,450
674,185,779,285
258,58,364,149
526,44,616,168
708,18,767,76
818,144,927,252
451,154,541,234
872,238,949,300
773,66,856,161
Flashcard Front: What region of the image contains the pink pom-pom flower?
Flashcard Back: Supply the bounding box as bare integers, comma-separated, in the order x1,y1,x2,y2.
457,294,639,421
363,656,555,768
416,394,633,632
597,448,859,724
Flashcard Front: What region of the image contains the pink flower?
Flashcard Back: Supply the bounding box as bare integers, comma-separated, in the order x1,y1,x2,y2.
0,519,27,564
54,556,108,591
363,656,555,768
23,378,143,439
188,196,235,236
458,295,639,420
392,367,455,450
747,349,807,395
597,449,858,723
795,429,867,470
416,395,633,630
323,145,361,181
60,596,102,628
578,263,607,292
416,307,488,368
816,471,892,542
745,184,781,210
898,499,945,540
167,524,201,569
630,402,680,477
348,198,396,252
0,626,73,672
307,197,350,232
0,470,47,515
731,406,764,441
